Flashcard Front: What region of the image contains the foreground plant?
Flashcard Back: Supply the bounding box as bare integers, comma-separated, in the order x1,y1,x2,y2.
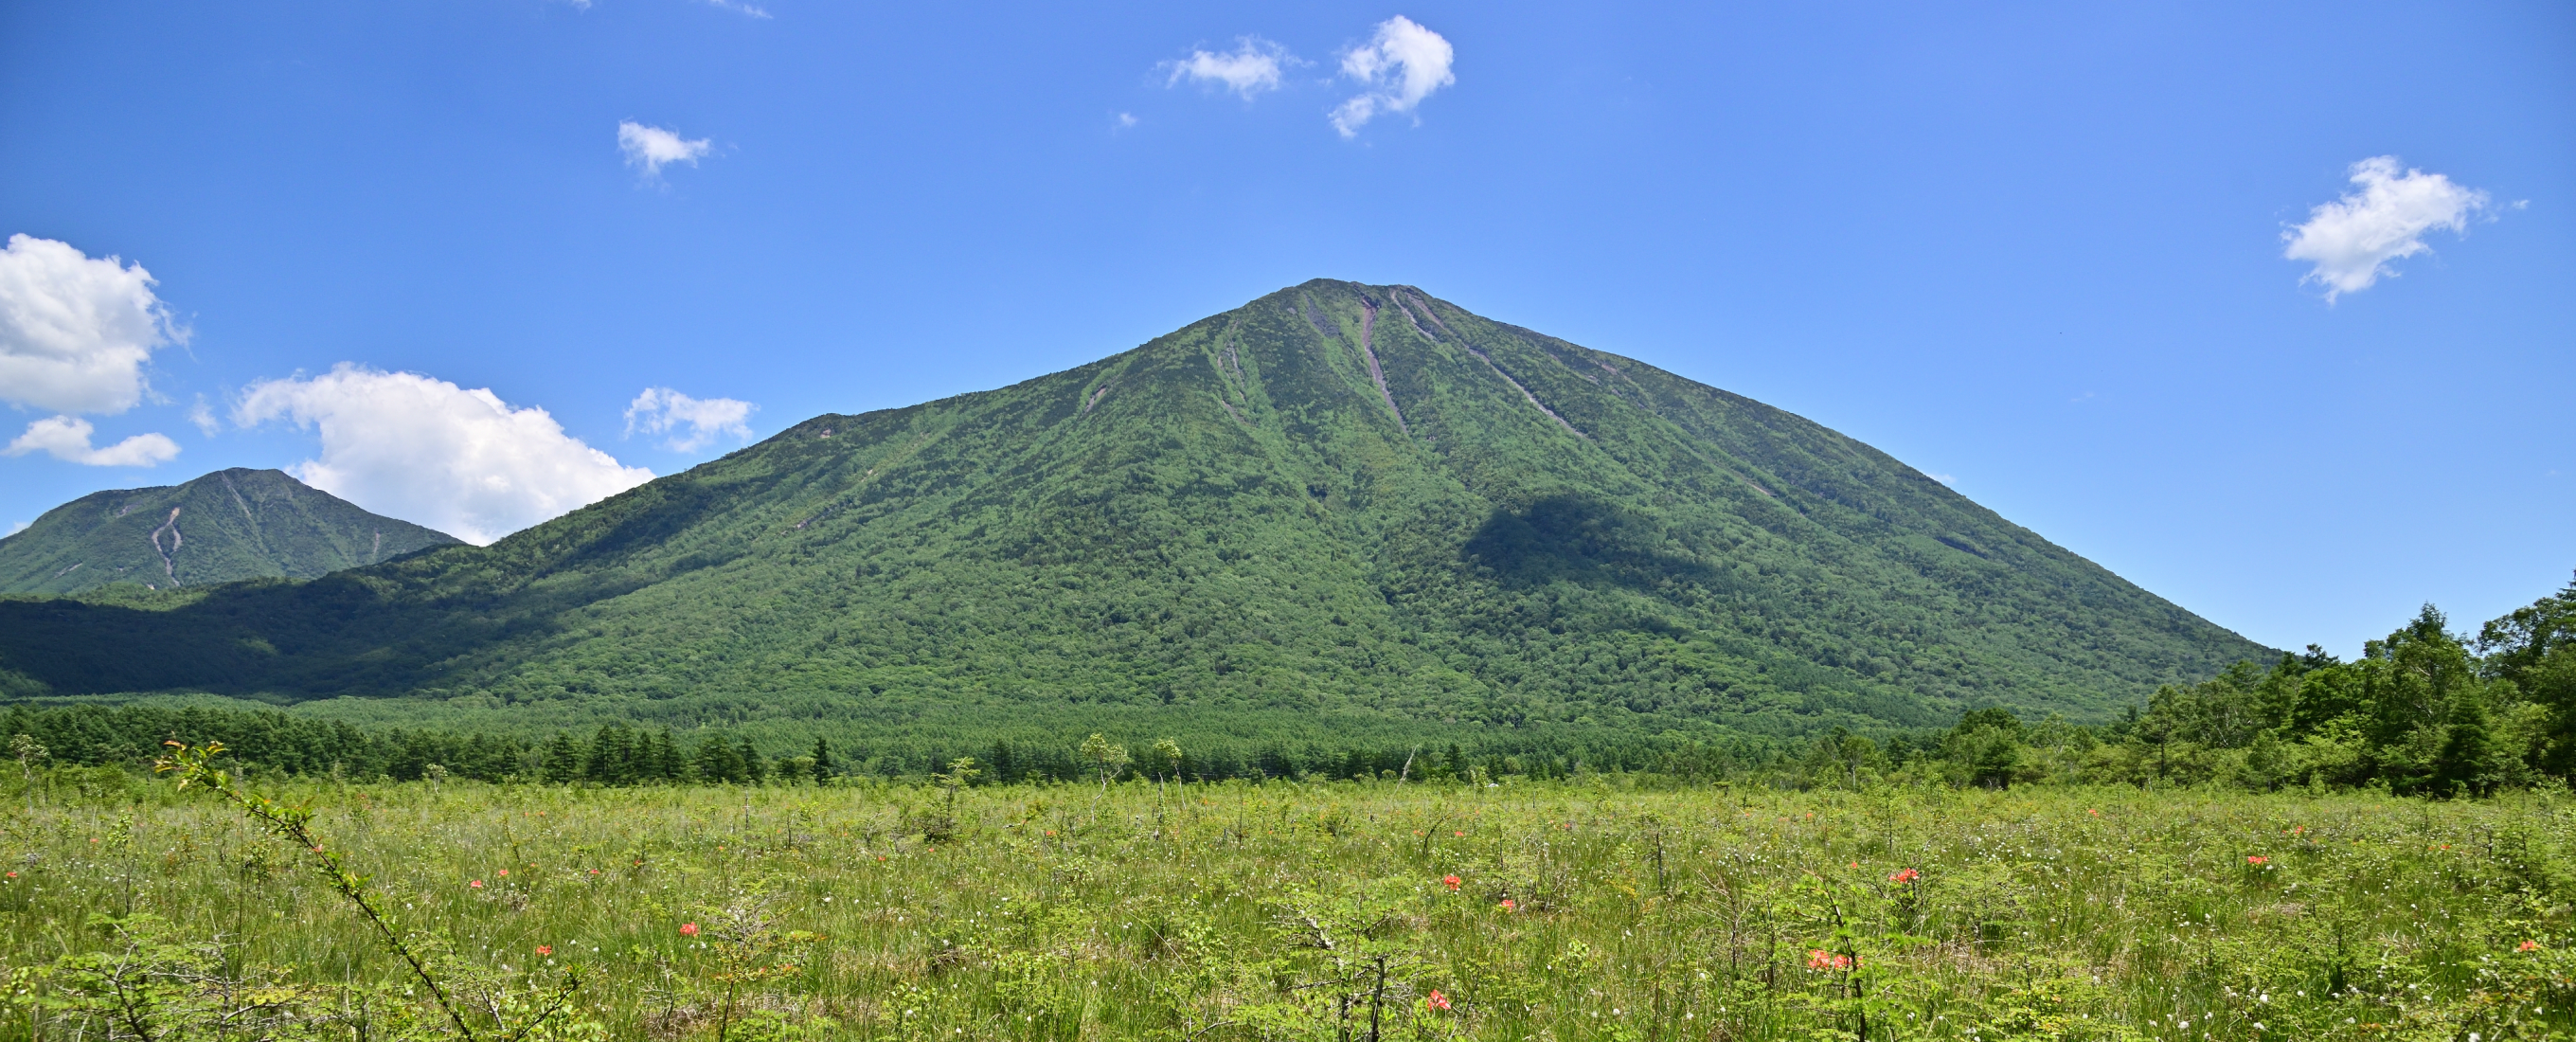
152,741,592,1041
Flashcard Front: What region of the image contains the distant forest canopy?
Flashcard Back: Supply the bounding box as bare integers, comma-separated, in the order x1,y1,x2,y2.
11,576,2568,798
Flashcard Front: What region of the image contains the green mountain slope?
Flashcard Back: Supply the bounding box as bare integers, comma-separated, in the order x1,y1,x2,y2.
0,468,459,595
0,282,2268,737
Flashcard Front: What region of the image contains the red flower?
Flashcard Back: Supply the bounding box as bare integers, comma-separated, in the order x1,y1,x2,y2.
2245,855,2269,865
2521,940,2542,952
680,923,699,937
1427,989,1452,1012
5,871,15,878
1805,949,1852,972
1498,899,1516,911
1442,874,1462,891
1889,869,1920,884
470,880,484,889
536,945,553,956
498,870,509,876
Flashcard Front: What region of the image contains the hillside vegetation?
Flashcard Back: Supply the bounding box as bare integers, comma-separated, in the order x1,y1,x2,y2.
0,281,2266,740
0,467,457,595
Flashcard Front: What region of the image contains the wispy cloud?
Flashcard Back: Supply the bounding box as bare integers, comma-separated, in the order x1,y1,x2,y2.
4,415,180,467
699,0,771,19
617,121,714,181
1331,16,1455,137
625,386,756,452
1163,38,1292,99
2283,156,2495,300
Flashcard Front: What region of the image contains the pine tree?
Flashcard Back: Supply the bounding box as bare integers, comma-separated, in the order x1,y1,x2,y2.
808,737,833,784
540,733,583,784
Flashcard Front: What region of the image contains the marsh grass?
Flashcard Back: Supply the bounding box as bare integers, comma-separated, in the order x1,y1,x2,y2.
5,770,2574,1039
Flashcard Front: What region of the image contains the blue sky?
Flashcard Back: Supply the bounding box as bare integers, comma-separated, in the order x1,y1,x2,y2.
1,0,2568,654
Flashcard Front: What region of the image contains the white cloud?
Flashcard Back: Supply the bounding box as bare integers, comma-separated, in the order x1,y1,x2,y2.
2283,156,2493,300
624,386,756,452
1164,38,1290,99
187,394,220,436
1116,112,1138,129
235,365,653,545
1331,16,1455,137
6,521,26,536
700,0,771,18
4,415,180,467
617,121,713,180
0,234,185,416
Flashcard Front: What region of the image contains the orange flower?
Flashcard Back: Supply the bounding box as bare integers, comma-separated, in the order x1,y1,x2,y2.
1442,874,1462,891
1427,989,1452,1012
680,923,700,937
2245,855,2269,865
1498,899,1516,911
536,945,553,956
1806,949,1852,972
2521,940,2542,952
469,880,484,889
1889,869,1921,884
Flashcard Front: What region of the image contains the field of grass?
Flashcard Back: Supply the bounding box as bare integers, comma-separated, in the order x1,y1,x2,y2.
7,767,2576,1040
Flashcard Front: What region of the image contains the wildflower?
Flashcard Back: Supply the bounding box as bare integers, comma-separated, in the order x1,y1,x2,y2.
536,945,553,956
1428,989,1452,1012
2521,941,2542,952
1454,831,1465,836
2246,855,2269,865
589,869,601,874
1443,874,1462,891
680,923,700,936
1890,869,1921,884
1499,899,1516,911
499,870,510,877
1806,949,1852,972
470,880,484,889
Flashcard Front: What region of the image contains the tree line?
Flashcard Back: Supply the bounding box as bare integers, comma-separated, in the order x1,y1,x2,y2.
9,575,2568,797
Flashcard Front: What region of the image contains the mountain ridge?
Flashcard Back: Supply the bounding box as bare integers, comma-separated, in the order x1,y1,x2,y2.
0,467,460,595
0,281,2270,738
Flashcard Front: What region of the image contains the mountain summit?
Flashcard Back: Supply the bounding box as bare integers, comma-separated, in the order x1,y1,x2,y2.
0,468,458,595
0,282,2266,736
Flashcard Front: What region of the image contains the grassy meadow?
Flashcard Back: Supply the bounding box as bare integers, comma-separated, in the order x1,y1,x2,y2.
6,768,2576,1040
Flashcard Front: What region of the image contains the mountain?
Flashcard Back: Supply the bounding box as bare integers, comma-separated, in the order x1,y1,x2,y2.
0,281,2269,741
0,468,459,595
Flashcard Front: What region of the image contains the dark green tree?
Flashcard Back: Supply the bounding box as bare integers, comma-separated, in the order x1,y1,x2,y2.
809,737,835,785
539,733,583,784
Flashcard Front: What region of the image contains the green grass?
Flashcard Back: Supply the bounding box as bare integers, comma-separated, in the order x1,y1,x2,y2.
8,769,2575,1040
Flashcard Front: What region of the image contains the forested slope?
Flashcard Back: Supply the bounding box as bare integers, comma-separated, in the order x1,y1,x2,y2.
0,281,2267,738
0,467,458,594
